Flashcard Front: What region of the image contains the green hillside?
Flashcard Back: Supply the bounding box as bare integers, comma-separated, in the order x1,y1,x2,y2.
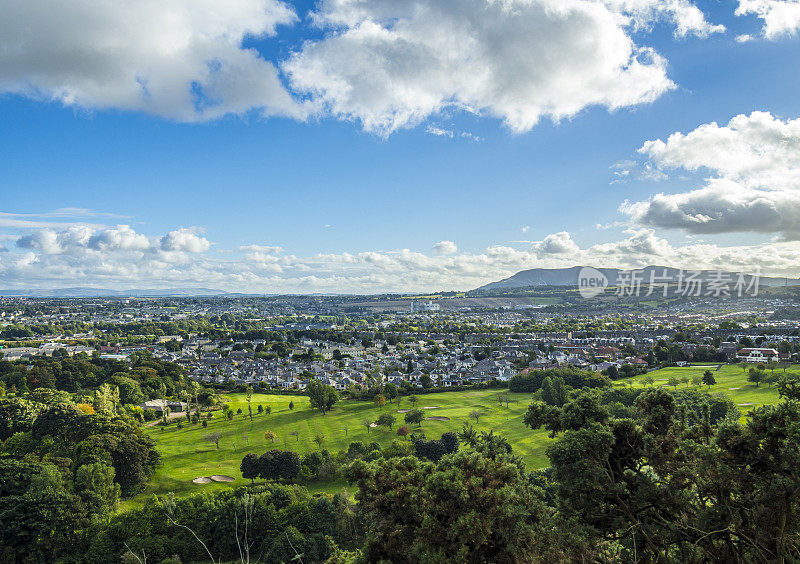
136,389,553,504
135,363,792,506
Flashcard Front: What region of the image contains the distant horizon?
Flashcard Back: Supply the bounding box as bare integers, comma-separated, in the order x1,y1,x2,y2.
2,264,798,298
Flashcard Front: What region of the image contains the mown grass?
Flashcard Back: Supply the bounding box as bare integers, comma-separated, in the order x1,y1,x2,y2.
130,389,552,507
614,362,787,416
130,364,794,508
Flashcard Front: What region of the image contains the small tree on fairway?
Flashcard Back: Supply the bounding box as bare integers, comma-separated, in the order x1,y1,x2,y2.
307,380,339,415
362,419,372,434
289,430,299,442
668,377,680,390
397,425,410,439
227,410,234,421
314,434,326,449
702,370,716,387
409,395,418,409
288,401,294,411
680,376,690,387
691,375,702,386
642,375,655,387
404,408,424,427
374,394,386,407
257,405,263,414
470,410,482,424
205,432,222,450
343,425,348,437
377,413,396,430
383,383,398,404
264,406,271,416
748,367,764,387
264,430,277,443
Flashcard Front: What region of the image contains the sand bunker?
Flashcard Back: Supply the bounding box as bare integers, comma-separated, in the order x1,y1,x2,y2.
738,402,754,406
397,409,410,413
425,416,450,421
729,387,740,390
192,477,212,485
370,423,378,428
210,475,235,482
422,406,440,410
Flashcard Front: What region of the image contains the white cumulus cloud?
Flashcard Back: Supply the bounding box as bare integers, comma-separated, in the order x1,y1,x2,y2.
433,240,458,255
283,0,678,135
736,0,800,39
0,0,303,121
624,111,800,238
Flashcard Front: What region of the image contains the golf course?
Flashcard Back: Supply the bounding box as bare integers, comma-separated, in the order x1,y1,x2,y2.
135,362,793,505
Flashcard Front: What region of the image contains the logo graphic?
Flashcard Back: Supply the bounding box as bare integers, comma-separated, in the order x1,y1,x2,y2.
578,267,608,298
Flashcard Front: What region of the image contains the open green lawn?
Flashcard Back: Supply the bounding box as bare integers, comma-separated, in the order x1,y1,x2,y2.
615,363,789,416
132,389,552,506
131,364,794,508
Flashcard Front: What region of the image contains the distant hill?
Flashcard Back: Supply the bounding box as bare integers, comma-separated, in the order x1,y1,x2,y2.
0,287,231,298
476,266,800,292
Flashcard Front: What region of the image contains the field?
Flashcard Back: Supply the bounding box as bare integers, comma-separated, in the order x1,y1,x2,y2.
134,389,553,505
614,363,785,415
133,363,792,507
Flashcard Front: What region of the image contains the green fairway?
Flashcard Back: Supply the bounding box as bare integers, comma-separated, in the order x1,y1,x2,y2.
133,389,553,505
132,365,794,507
614,363,787,415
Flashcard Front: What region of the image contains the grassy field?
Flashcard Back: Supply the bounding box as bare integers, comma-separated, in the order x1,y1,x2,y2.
614,363,786,415
133,389,552,506
131,364,793,507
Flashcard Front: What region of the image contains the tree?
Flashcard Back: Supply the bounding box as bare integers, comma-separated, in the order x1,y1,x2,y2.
204,432,222,449
376,413,396,430
289,430,299,442
373,394,386,407
256,450,301,483
288,400,294,411
257,405,264,414
680,375,690,387
540,376,568,407
227,410,234,421
409,395,418,409
75,462,121,518
240,453,259,484
264,430,278,443
362,419,373,434
748,367,764,387
264,406,271,416
246,385,254,421
346,450,552,562
667,377,680,390
404,408,425,427
691,375,702,386
306,380,339,415
469,410,482,424
383,383,398,404
458,422,478,446
397,425,410,438
703,370,716,387
313,434,325,449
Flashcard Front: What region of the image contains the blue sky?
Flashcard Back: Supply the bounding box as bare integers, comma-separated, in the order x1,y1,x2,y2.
1,0,800,292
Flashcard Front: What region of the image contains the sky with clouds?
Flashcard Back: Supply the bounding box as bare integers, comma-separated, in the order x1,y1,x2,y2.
1,0,800,293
